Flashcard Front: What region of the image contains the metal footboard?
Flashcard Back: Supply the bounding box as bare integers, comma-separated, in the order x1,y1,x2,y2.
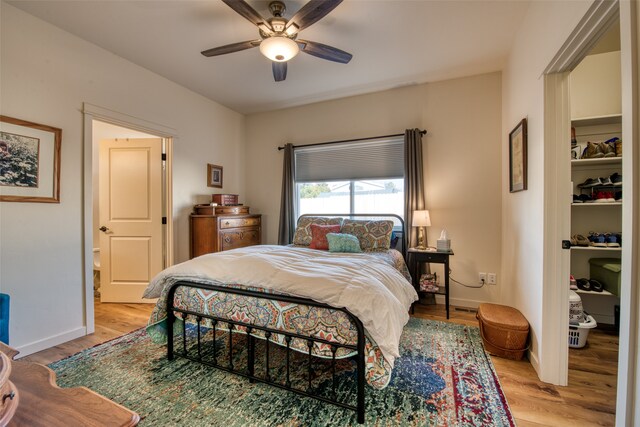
166,281,367,424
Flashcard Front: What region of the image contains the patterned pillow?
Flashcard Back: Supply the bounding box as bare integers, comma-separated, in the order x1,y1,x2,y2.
309,224,342,250
292,216,343,246
341,219,394,250
327,233,362,253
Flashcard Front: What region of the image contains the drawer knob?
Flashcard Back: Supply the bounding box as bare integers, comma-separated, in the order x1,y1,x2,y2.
225,221,230,225
3,391,15,403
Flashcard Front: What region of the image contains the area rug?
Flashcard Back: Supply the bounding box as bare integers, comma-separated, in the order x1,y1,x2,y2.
49,318,515,426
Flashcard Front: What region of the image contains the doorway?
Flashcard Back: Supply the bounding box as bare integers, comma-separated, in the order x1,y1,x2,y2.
542,1,638,425
82,103,175,334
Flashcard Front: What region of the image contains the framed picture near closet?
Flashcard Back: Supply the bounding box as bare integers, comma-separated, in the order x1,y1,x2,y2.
207,163,223,188
509,118,527,193
0,115,62,203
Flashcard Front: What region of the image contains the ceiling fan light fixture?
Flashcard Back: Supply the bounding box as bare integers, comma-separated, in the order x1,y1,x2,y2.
259,36,299,62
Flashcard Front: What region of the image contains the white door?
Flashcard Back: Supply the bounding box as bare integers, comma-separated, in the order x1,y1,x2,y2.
99,138,163,303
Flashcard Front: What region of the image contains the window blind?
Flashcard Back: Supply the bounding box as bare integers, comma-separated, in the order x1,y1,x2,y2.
294,137,404,182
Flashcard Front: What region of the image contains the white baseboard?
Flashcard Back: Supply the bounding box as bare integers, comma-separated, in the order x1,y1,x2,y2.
528,348,541,377
434,295,484,310
15,327,87,358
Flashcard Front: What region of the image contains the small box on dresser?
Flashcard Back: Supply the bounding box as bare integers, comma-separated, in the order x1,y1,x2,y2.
190,204,261,258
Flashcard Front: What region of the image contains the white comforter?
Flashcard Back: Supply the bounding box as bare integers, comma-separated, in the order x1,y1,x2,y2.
143,245,417,366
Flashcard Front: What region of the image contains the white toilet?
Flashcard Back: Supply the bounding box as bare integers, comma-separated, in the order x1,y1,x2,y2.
93,248,101,296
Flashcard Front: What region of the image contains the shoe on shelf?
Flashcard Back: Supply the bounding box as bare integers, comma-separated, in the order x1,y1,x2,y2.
572,194,582,203
577,194,593,203
615,191,622,202
570,275,578,290
578,177,602,188
570,234,590,247
610,173,622,186
593,191,615,203
599,176,613,186
599,141,616,157
588,232,607,247
590,279,604,292
605,233,621,248
581,141,605,159
577,278,592,291
603,137,622,157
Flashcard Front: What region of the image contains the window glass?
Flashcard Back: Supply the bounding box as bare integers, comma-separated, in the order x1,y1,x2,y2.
296,179,404,227
297,181,350,216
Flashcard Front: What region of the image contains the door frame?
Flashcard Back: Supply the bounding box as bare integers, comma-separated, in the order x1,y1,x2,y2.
542,0,638,424
82,103,176,333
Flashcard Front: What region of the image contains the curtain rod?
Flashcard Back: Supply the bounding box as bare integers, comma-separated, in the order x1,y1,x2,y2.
277,130,426,151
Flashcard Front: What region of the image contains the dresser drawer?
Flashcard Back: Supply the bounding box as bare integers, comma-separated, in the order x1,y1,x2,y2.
220,228,261,251
219,217,261,229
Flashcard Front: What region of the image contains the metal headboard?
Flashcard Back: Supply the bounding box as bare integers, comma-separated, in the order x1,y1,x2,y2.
298,213,406,259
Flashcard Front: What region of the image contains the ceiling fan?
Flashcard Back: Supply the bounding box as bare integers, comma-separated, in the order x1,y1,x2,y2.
201,0,352,82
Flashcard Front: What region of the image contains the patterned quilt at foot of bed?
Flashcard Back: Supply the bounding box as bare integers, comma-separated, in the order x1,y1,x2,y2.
147,281,393,389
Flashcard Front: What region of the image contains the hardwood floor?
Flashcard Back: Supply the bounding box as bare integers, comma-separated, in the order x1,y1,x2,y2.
22,300,617,426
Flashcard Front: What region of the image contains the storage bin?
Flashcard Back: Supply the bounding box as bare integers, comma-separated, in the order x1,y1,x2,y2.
476,303,530,360
569,315,597,348
589,258,621,296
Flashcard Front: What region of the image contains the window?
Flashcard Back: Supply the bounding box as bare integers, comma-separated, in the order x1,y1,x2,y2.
294,137,404,226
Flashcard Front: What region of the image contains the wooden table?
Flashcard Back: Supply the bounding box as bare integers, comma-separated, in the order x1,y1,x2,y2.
408,248,454,319
0,343,139,427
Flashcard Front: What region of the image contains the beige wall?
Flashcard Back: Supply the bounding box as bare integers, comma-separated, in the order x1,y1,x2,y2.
0,3,245,354
245,72,502,308
501,0,593,376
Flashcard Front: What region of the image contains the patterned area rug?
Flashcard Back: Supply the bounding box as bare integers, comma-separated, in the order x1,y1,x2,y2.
49,318,515,426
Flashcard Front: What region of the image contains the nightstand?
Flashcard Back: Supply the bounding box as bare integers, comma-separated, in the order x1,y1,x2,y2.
408,248,454,319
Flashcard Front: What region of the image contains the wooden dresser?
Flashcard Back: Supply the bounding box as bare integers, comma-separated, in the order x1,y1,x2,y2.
0,343,139,427
189,205,261,258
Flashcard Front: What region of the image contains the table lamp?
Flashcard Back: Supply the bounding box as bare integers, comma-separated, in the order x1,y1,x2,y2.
412,210,431,250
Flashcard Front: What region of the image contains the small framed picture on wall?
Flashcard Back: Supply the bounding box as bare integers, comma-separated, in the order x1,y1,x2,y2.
207,164,223,188
509,118,527,193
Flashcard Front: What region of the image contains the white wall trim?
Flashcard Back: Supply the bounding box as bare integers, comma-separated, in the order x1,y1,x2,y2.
15,327,86,358
528,348,541,377
82,103,176,336
616,1,639,425
544,0,620,74
541,72,571,385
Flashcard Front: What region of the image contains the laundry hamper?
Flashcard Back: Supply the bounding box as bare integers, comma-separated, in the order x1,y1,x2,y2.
568,290,597,348
476,303,530,360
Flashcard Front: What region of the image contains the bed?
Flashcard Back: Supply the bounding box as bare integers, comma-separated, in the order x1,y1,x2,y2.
144,214,417,423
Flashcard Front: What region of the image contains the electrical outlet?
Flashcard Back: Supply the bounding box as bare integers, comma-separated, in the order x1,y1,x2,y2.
488,273,497,285
479,272,487,285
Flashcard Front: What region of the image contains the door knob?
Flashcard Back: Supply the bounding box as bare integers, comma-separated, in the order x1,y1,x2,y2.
99,226,110,233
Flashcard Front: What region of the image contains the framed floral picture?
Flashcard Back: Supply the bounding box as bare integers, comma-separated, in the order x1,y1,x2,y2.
0,116,62,203
207,164,223,188
509,118,527,193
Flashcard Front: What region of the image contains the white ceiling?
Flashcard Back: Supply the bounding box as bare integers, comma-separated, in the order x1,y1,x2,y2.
9,0,530,114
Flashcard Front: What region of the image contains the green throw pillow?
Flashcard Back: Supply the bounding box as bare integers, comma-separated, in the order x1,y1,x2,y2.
327,233,362,253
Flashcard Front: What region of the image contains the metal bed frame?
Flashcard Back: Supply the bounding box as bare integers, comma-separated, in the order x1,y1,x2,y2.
165,214,406,424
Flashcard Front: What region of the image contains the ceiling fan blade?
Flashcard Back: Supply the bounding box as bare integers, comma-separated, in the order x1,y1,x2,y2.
222,0,273,33
201,40,261,57
272,62,287,82
285,0,343,33
297,39,352,64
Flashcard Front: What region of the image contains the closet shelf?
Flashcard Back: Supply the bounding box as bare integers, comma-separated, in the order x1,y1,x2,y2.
571,157,622,167
575,288,616,297
571,202,622,207
571,114,622,127
571,246,622,252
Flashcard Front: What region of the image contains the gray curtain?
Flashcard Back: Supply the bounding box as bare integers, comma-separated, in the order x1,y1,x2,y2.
278,143,296,245
404,129,426,254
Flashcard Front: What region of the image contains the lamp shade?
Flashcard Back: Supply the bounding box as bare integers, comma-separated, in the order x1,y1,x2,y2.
412,210,431,227
259,37,299,62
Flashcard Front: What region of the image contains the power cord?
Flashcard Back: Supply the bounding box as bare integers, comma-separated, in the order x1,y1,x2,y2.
450,269,485,289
